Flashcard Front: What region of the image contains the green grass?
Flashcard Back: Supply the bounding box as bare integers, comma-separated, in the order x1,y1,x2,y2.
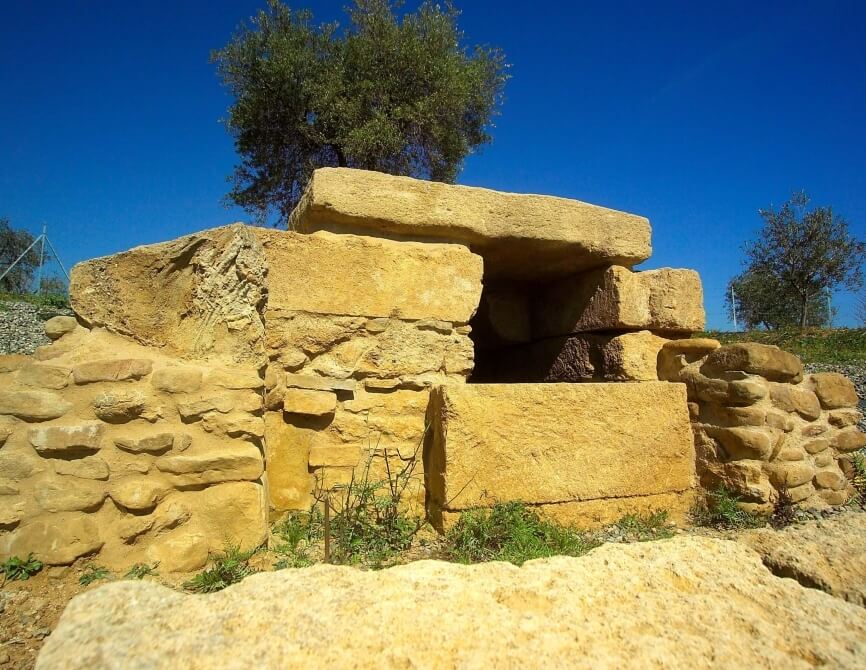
78,564,111,586
0,291,69,310
1,553,43,582
446,501,600,565
124,562,159,580
615,511,676,541
183,545,257,593
693,486,766,530
273,509,323,569
701,328,866,365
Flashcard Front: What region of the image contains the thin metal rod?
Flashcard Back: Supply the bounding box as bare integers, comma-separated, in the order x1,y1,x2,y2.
0,234,44,284
43,234,71,282
35,224,46,294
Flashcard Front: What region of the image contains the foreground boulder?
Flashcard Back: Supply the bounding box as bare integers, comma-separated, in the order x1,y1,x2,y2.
37,537,866,669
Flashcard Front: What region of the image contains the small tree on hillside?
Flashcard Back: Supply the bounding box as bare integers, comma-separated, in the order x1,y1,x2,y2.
726,269,832,330
0,218,40,294
733,192,865,330
212,0,509,223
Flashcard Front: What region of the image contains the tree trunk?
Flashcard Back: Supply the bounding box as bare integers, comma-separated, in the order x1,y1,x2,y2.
330,144,347,167
800,293,809,330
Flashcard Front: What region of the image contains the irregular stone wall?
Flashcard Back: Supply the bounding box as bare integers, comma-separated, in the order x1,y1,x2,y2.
659,340,865,512
0,321,267,572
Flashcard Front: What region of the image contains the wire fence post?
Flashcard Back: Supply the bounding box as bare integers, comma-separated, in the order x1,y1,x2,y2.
731,285,738,331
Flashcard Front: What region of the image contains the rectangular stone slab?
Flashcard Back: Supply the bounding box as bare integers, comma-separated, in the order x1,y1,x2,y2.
426,382,694,512
289,168,651,281
533,266,705,337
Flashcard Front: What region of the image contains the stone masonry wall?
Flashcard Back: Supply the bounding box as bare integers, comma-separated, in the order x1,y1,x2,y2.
659,339,866,512
0,319,267,572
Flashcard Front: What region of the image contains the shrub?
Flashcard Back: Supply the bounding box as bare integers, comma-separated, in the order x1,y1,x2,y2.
1,553,43,582
124,562,159,580
184,545,257,593
445,501,598,565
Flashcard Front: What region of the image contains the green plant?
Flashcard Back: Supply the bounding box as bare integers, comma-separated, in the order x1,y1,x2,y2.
615,511,675,541
79,564,111,586
693,486,766,530
1,553,43,582
847,452,866,507
272,508,324,569
124,562,159,580
446,501,598,566
183,545,257,593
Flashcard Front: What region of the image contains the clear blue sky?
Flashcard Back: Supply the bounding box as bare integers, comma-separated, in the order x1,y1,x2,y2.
2,1,865,328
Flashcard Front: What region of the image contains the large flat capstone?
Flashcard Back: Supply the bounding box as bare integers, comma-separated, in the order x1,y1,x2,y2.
426,382,695,518
289,168,652,281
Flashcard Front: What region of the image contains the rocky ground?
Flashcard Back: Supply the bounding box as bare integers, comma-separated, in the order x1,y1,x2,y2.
0,301,72,355
2,510,865,669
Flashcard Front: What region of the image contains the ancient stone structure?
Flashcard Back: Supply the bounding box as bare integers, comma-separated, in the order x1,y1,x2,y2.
659,339,865,512
1,167,863,570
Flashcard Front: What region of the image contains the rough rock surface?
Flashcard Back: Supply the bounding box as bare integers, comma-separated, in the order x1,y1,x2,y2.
37,536,866,669
427,382,694,523
290,167,651,281
740,512,866,606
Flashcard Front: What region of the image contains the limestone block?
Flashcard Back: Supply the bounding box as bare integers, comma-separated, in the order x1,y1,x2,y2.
184,481,267,553
0,447,45,480
656,338,720,381
73,359,153,384
109,477,171,511
703,425,776,461
28,422,104,455
200,412,265,439
427,382,694,513
35,477,107,513
813,468,847,491
204,368,263,390
283,388,337,417
44,316,79,340
259,228,482,322
0,499,24,528
803,438,830,454
829,410,863,428
534,266,705,338
768,384,821,421
70,224,267,363
813,451,834,468
701,343,803,383
0,416,15,445
114,433,177,455
519,331,667,383
765,462,815,489
151,366,203,394
155,444,264,485
802,424,829,437
0,513,102,565
176,391,261,420
329,389,429,458
831,428,866,453
145,526,209,573
808,373,859,409
765,410,795,432
700,460,773,504
727,378,768,406
308,444,363,468
283,373,356,393
776,446,805,461
472,286,531,346
0,389,72,421
55,457,110,481
819,490,848,506
0,353,31,372
289,167,651,281
92,390,157,423
263,412,314,511
787,482,816,503
17,363,71,389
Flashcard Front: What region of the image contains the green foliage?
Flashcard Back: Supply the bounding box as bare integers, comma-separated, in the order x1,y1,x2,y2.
0,553,43,582
79,564,111,586
324,450,424,568
693,487,765,530
184,545,257,593
212,0,509,222
273,508,323,569
0,290,70,310
615,511,675,542
847,452,866,507
727,270,832,330
0,218,40,293
446,501,599,565
702,328,866,364
124,562,159,580
730,191,865,330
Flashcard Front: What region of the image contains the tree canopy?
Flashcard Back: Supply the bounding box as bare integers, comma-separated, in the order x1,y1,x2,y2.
729,192,865,329
726,269,832,330
213,0,510,223
0,218,40,294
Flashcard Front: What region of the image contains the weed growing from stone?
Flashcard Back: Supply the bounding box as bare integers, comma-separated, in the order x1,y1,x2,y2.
78,564,111,586
0,553,43,583
124,562,159,580
615,511,676,541
693,486,765,530
769,487,796,529
184,545,257,593
847,452,866,507
446,501,599,565
273,508,323,569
